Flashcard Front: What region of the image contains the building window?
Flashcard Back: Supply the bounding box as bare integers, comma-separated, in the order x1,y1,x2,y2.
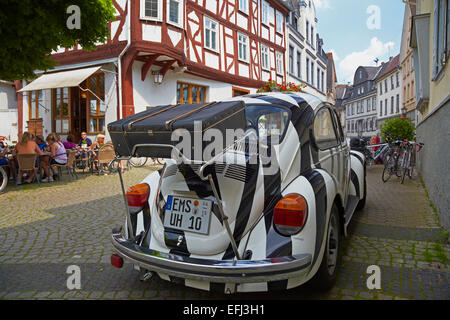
232,87,250,97
276,51,283,75
52,88,70,134
321,71,324,92
391,96,394,114
292,14,298,30
238,33,249,62
367,98,370,112
352,103,355,115
372,97,376,111
204,17,218,51
396,94,400,113
276,11,283,33
432,0,449,79
391,75,394,90
177,82,207,104
379,83,382,95
311,61,314,86
385,98,387,115
28,90,43,120
261,45,269,70
396,72,400,87
311,27,314,47
306,21,309,42
317,68,320,90
289,46,294,74
380,100,383,116
168,0,181,25
261,1,269,25
297,51,301,78
141,0,161,20
306,58,310,83
384,79,387,93
86,73,106,134
239,0,248,13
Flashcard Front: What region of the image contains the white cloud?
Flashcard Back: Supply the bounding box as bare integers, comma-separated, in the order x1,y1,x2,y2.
338,37,395,83
314,0,331,9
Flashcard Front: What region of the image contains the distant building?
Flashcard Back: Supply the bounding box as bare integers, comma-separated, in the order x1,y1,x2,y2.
410,0,450,231
342,66,381,138
326,52,337,105
399,0,418,125
375,55,402,127
0,80,18,143
284,0,328,100
334,84,349,128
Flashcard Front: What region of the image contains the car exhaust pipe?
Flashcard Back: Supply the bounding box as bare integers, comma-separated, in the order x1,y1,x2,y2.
139,269,154,282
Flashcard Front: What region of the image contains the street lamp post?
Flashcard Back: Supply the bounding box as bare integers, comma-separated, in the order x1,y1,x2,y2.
401,106,408,118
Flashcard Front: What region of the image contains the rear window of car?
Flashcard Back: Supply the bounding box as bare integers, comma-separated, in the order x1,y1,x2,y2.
245,105,291,144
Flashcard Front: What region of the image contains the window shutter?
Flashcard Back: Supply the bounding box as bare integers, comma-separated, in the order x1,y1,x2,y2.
432,0,439,79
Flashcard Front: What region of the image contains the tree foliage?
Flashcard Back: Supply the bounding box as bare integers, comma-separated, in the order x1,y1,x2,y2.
380,117,416,141
0,0,116,81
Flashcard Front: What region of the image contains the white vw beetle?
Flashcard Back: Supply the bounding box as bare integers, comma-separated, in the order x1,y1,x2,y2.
109,92,366,293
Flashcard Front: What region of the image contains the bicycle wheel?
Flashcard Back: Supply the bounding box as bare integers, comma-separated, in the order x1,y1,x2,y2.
0,167,7,192
129,157,148,167
382,156,395,182
401,152,410,184
394,152,402,177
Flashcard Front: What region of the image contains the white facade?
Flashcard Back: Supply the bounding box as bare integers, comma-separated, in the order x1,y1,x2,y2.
375,69,402,125
285,0,327,100
0,81,18,142
131,62,257,113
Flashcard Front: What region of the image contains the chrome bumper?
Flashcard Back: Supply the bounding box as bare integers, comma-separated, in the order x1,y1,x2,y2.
112,232,312,283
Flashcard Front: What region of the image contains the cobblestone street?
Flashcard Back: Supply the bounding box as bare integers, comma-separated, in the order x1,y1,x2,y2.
0,165,448,300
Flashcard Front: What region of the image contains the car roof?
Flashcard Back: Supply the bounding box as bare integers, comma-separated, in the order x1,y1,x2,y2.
223,91,326,111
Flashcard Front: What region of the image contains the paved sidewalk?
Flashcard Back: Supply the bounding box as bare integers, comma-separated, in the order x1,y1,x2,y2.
0,164,448,300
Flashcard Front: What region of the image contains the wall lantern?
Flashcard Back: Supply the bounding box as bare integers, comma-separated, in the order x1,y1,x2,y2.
401,106,407,117
152,71,164,84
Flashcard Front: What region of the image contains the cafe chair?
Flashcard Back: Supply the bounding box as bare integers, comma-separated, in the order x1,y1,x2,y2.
16,153,40,186
94,144,116,175
51,150,78,182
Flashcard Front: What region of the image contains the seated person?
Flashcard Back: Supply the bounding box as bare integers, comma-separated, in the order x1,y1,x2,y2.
40,133,67,182
63,134,77,150
77,132,92,149
13,132,43,184
89,134,105,170
35,135,48,151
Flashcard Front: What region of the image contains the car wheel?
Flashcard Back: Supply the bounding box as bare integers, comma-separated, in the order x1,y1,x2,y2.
308,204,341,291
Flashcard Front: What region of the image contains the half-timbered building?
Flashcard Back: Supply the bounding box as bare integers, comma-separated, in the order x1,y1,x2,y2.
17,0,290,142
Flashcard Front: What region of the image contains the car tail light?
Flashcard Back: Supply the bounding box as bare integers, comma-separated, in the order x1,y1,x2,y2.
126,183,150,209
111,254,124,268
274,193,308,236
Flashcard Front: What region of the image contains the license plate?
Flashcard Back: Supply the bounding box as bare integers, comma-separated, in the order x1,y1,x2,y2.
163,195,212,235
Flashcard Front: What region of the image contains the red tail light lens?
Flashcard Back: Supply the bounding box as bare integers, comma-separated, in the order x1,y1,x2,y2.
126,183,150,208
111,254,124,268
274,193,308,236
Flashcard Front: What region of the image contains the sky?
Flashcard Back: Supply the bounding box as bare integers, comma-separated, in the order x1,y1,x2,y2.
314,0,406,84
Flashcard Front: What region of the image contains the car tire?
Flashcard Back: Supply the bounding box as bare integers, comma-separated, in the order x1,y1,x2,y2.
356,164,366,210
308,204,341,292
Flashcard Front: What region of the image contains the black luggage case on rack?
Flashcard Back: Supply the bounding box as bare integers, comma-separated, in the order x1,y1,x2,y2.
107,100,247,160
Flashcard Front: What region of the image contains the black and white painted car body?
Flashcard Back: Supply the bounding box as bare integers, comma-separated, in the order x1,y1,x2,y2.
111,92,366,293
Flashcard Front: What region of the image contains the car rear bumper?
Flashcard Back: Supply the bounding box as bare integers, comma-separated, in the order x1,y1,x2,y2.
112,232,312,283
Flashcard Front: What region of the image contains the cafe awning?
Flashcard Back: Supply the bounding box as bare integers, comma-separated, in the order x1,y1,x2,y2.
18,66,102,92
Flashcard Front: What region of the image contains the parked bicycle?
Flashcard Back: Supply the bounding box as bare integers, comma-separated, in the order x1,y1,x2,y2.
128,157,163,167
381,140,404,182
398,140,424,184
